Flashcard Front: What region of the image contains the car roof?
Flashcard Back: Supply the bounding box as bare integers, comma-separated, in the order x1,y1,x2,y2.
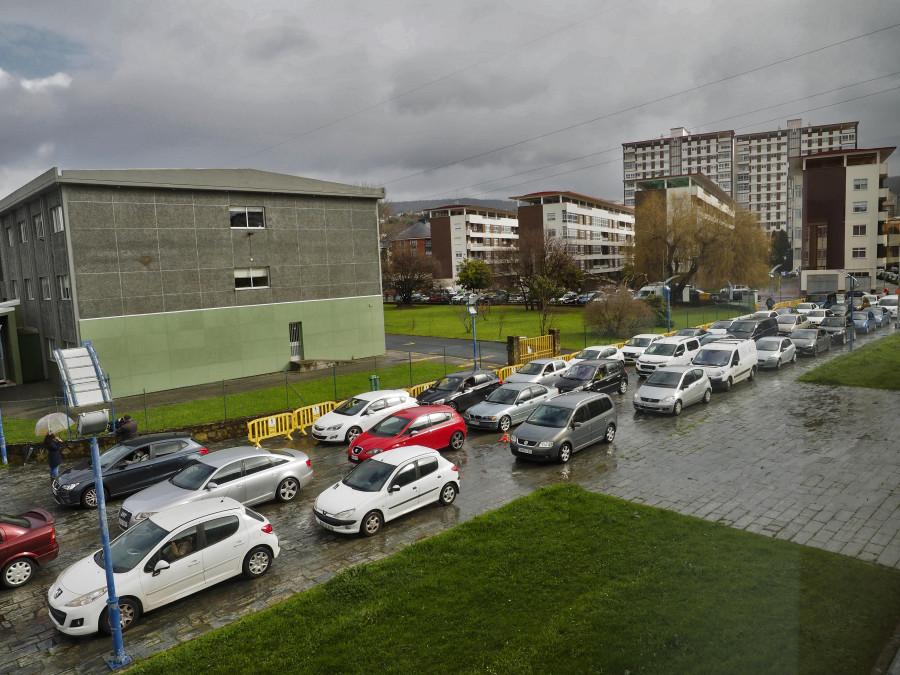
370,445,441,466
441,369,495,378
543,391,609,408
494,381,538,392
344,389,411,401
198,446,278,468
655,335,695,344
119,432,192,448
390,405,456,419
630,333,659,339
652,365,694,374
521,357,559,365
568,358,617,368
150,496,244,530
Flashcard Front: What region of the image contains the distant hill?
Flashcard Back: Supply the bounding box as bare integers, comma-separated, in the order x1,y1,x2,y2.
885,176,900,197
392,198,518,215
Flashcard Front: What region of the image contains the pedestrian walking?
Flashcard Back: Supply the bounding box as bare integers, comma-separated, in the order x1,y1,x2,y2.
765,296,775,310
115,415,139,442
44,432,63,483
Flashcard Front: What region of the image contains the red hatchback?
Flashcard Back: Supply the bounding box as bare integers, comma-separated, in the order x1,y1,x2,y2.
348,405,466,463
1,508,59,589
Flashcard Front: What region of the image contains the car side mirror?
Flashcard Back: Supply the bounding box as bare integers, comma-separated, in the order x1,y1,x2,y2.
572,421,583,428
388,484,401,493
205,481,219,491
152,560,170,577
408,429,419,436
463,388,472,393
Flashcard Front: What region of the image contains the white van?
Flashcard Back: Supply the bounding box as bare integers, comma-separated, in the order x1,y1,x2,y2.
690,338,757,391
635,336,701,377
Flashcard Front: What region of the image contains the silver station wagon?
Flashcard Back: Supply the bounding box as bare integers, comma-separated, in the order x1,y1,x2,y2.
463,382,557,432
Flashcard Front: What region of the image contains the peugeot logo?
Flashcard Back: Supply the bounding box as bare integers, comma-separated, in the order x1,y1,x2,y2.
53,588,62,600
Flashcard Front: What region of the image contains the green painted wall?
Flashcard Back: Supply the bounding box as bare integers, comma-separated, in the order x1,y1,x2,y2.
79,296,385,397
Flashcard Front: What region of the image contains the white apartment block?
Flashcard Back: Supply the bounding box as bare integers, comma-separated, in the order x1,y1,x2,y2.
623,119,859,236
510,191,634,275
426,204,518,285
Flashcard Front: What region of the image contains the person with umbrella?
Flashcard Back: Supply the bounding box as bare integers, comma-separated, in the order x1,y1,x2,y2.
35,413,73,484
44,432,63,483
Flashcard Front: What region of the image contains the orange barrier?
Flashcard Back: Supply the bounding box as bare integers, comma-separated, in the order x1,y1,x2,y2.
518,334,556,363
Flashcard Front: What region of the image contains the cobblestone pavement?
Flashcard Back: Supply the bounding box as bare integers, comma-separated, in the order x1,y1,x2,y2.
1,325,898,674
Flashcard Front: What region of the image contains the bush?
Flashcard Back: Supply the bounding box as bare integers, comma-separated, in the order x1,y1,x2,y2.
641,294,669,327
584,287,654,339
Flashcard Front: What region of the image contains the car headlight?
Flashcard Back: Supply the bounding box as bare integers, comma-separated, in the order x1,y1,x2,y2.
326,424,343,431
134,512,156,523
711,369,724,378
633,393,640,401
432,398,445,405
538,441,554,448
368,448,383,455
663,395,675,403
60,482,80,491
510,435,517,443
335,509,355,519
66,587,108,607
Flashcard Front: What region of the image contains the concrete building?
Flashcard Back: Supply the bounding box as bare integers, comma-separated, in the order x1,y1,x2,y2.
426,204,518,285
623,119,859,235
510,191,634,277
0,168,385,396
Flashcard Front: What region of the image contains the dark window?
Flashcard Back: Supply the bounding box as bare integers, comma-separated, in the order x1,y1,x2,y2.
234,267,269,289
212,461,243,485
392,463,418,488
418,456,439,478
203,516,240,548
573,406,588,424
229,207,265,229
243,456,272,475
585,399,605,418
408,416,431,433
152,441,185,458
429,412,451,425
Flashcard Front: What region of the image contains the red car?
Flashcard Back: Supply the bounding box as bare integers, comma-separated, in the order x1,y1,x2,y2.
1,509,59,589
348,405,466,462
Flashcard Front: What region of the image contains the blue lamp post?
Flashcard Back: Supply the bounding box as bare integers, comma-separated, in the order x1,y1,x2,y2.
847,274,856,352
769,265,781,306
664,275,678,333
467,295,479,369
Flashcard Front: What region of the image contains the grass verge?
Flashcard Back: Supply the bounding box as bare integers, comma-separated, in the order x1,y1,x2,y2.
798,331,900,389
131,484,900,674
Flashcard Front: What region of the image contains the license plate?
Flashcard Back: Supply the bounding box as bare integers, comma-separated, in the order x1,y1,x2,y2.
320,521,336,531
118,517,128,529
518,447,532,454
349,455,360,462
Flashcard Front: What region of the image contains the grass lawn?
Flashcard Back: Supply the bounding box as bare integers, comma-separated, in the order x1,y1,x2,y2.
131,484,900,674
798,331,900,389
383,302,755,350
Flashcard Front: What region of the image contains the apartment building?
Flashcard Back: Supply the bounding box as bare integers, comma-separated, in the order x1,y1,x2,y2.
623,119,859,235
426,204,518,285
387,220,431,259
510,191,634,277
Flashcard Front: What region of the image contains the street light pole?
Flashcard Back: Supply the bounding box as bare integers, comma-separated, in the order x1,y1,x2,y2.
664,275,678,333
847,274,856,352
467,295,478,369
769,265,781,307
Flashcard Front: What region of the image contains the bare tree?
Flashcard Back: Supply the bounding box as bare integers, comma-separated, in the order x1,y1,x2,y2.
382,247,434,305
583,286,654,339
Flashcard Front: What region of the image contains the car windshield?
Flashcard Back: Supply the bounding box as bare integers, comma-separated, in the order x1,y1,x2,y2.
797,304,816,310
170,461,216,490
852,312,869,320
573,348,601,360
333,397,368,416
644,343,676,356
674,329,697,336
645,370,681,388
692,349,731,366
97,518,169,573
777,316,796,324
710,321,732,329
756,341,779,351
0,513,30,528
516,362,545,375
793,330,817,339
808,310,826,317
98,443,135,470
729,321,755,332
486,388,518,404
625,337,654,347
526,405,572,428
879,297,898,307
342,459,397,492
433,376,464,392
368,414,410,438
820,318,843,327
564,364,597,380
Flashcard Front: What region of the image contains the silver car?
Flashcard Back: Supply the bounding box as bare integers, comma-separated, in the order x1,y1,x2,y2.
755,337,797,369
118,446,313,529
633,366,712,416
463,382,557,431
503,358,569,386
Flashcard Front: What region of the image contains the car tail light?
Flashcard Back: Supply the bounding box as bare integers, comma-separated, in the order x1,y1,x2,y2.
306,459,311,467
451,465,458,472
498,379,503,385
199,447,209,455
261,524,273,534
51,527,57,543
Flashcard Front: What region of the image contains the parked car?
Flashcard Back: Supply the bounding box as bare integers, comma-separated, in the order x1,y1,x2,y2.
755,336,797,369
348,405,466,463
727,317,779,341
672,327,709,338
829,303,849,318
805,309,832,326
48,498,279,636
877,295,898,319
635,336,702,377
504,358,570,387
463,383,557,432
567,345,624,367
818,316,849,344
553,291,578,305
1,509,59,589
314,446,459,537
867,306,892,328
576,291,598,305
556,359,628,395
776,313,811,334
510,391,617,463
706,320,734,335
118,446,313,529
633,366,712,415
851,311,876,334
311,389,417,444
791,328,832,356
621,334,663,363
774,306,799,316
749,311,778,319
794,302,819,315
416,369,501,411
690,339,757,390
53,433,208,509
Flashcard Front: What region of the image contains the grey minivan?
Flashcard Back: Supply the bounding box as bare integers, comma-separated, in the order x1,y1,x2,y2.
509,391,617,463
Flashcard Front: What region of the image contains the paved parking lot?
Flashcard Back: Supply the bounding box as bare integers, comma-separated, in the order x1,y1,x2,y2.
1,325,898,674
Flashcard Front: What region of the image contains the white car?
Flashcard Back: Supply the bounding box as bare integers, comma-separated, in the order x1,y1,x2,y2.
635,336,701,377
567,345,625,367
794,302,819,315
311,389,417,443
620,334,662,363
755,336,797,369
47,498,279,636
313,446,459,536
805,309,831,326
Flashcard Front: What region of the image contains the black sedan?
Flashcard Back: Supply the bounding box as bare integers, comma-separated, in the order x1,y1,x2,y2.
52,432,207,508
416,369,501,412
790,328,831,356
818,316,849,344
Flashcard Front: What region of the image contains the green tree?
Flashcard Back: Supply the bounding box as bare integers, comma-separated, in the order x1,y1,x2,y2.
457,259,494,291
771,230,791,271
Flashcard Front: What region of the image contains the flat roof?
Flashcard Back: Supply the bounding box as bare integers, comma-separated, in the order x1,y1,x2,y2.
509,190,633,214
426,204,517,217
802,146,895,161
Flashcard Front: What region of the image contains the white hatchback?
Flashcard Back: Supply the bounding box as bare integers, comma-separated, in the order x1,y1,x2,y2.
47,498,279,636
311,389,417,443
567,345,625,367
313,446,459,536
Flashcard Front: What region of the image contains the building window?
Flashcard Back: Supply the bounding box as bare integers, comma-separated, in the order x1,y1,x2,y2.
852,225,866,236
24,278,34,300
852,201,867,213
546,212,556,222
234,267,269,289
841,133,855,142
51,205,64,233
33,213,44,239
57,274,71,299
424,240,431,254
454,251,463,258
851,247,866,258
5,227,13,247
853,178,868,191
229,207,265,229
10,280,18,299
18,221,27,244
40,276,51,300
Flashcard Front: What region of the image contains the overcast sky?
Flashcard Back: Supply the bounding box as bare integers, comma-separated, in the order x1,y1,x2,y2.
1,0,898,206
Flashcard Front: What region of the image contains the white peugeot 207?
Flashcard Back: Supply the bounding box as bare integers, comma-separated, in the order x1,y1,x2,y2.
313,446,460,536
311,389,417,444
47,498,279,636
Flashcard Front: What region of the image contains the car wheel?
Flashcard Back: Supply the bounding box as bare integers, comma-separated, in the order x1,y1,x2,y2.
438,482,458,506
276,477,300,502
1,558,35,588
775,358,781,370
791,353,797,363
99,597,142,635
360,510,383,537
557,443,572,463
603,423,616,443
748,366,757,382
723,378,732,392
345,426,363,444
702,388,712,404
449,430,465,450
498,416,512,432
672,400,683,416
617,379,628,395
81,485,104,509
447,401,458,411
242,546,272,578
